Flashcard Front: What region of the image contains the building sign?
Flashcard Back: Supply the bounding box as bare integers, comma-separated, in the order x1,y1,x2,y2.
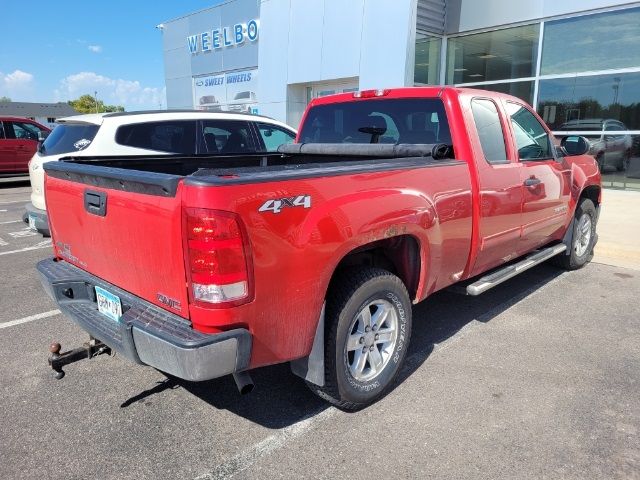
187,19,259,54
193,68,259,113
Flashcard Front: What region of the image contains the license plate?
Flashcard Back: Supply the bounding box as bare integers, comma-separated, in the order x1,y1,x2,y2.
95,286,122,322
28,214,37,231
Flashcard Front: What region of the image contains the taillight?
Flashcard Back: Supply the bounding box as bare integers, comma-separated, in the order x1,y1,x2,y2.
183,208,253,307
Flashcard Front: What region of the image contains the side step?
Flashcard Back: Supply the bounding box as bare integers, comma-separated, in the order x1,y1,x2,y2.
466,244,567,296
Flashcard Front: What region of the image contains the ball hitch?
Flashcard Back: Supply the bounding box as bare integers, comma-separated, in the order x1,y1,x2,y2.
48,337,112,379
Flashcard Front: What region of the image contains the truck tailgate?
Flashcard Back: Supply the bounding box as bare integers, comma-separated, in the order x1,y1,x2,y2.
44,163,189,319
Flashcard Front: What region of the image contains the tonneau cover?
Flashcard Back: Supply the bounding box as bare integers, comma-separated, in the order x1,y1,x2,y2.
278,142,446,158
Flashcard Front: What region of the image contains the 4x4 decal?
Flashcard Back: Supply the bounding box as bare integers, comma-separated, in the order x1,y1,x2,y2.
259,195,311,214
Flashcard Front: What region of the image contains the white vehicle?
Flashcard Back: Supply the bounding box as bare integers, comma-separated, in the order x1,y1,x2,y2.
227,91,258,113
25,110,297,235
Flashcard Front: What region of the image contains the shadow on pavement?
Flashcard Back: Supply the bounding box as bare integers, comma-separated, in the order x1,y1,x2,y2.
0,177,30,188
396,263,565,385
119,263,565,428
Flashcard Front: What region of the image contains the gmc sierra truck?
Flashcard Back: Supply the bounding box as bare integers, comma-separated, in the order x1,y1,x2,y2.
38,87,601,410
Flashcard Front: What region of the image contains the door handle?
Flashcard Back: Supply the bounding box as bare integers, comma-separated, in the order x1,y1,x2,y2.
84,190,107,216
524,177,542,187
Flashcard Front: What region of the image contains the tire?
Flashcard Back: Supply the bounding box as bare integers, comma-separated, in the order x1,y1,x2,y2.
307,267,412,410
622,150,632,172
553,198,597,270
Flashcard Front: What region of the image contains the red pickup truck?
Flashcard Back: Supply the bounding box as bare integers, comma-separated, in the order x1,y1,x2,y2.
38,87,600,410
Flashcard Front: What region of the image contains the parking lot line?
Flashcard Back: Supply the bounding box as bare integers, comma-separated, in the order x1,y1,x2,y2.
0,310,60,330
0,220,22,224
0,242,51,256
194,406,337,480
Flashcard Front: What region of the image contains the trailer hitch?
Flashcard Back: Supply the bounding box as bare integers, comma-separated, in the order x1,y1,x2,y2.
48,337,112,379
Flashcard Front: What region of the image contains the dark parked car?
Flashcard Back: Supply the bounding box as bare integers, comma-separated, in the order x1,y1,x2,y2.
0,117,50,174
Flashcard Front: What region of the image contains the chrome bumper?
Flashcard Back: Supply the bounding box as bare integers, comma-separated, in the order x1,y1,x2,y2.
37,258,251,382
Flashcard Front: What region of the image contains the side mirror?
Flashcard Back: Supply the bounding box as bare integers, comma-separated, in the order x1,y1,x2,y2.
38,131,50,142
560,135,590,156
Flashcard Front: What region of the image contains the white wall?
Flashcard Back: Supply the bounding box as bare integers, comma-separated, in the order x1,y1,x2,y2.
447,0,637,33
258,0,418,126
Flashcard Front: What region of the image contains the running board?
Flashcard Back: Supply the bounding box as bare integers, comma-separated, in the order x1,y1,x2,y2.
466,244,567,296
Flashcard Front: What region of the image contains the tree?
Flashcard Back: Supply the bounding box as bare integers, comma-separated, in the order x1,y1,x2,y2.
0,96,11,102
68,94,125,114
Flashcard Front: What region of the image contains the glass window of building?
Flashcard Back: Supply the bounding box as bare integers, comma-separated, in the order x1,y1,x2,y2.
539,72,640,188
537,72,640,131
470,81,534,105
446,24,539,85
541,7,640,75
414,34,441,85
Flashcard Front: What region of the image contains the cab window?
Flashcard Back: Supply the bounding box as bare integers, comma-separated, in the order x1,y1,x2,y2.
298,98,453,152
506,102,553,161
256,123,295,152
470,98,508,164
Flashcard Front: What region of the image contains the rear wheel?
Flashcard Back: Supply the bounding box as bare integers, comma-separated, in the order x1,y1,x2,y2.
554,198,597,270
307,268,412,410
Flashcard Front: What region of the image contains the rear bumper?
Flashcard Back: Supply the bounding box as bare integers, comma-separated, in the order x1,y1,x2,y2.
22,203,50,237
37,258,251,381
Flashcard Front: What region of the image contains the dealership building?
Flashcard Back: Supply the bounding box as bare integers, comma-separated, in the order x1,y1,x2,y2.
159,0,640,190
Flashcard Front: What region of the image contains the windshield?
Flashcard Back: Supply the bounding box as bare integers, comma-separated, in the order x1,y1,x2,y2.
39,123,100,157
234,92,251,100
298,98,453,147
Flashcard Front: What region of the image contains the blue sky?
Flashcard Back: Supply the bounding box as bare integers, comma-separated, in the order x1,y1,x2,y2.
0,1,220,110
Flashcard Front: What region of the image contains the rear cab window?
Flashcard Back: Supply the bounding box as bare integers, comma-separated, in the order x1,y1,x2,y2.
298,98,453,153
39,124,100,157
115,121,197,154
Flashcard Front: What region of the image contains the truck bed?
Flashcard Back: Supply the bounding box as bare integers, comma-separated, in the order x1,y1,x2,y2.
51,143,455,190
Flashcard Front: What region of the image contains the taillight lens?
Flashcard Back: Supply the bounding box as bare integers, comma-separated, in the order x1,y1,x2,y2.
353,89,389,98
183,208,252,306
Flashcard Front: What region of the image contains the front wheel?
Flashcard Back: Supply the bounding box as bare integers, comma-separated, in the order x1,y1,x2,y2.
307,268,412,410
554,198,597,270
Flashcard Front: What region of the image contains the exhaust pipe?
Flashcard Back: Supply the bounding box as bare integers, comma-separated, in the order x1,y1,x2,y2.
233,371,254,395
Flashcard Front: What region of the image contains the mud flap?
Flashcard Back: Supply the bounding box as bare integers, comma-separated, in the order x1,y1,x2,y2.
561,216,576,256
290,303,325,387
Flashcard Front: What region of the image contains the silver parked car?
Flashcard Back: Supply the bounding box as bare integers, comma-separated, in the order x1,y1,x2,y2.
558,119,633,172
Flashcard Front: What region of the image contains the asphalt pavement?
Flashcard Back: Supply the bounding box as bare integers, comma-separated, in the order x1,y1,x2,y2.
0,180,638,479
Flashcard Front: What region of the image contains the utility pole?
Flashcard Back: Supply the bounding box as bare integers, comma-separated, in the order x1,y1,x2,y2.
94,91,99,113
